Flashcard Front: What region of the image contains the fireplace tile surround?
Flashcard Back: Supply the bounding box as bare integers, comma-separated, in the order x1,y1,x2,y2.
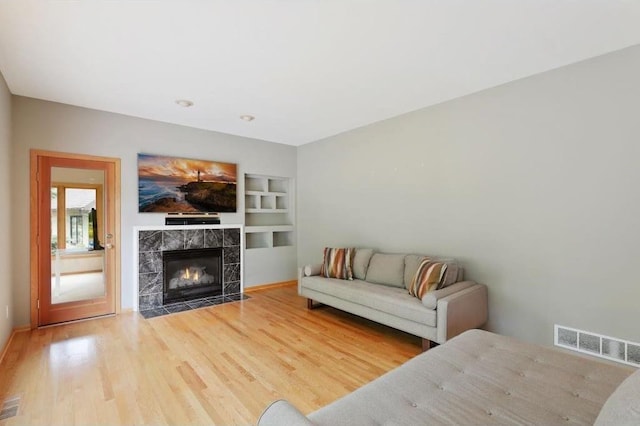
135,225,243,314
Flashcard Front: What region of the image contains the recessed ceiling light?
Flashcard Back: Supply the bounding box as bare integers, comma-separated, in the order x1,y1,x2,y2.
240,114,255,122
175,99,194,107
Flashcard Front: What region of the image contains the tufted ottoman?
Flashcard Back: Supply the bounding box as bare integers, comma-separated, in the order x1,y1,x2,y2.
258,329,634,425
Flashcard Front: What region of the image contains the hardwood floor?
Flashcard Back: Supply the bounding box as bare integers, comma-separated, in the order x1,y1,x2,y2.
0,285,421,425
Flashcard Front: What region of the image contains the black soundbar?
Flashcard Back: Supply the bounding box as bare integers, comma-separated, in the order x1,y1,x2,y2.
165,216,221,226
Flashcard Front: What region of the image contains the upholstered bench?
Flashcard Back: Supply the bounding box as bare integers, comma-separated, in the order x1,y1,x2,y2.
258,329,638,425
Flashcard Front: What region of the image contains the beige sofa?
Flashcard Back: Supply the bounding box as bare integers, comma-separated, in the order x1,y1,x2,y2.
299,249,488,348
258,329,639,425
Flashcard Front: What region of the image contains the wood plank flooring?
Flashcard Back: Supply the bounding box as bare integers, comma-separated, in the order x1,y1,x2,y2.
0,285,421,425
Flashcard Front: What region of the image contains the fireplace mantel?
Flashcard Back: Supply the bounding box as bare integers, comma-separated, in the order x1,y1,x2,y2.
133,224,244,311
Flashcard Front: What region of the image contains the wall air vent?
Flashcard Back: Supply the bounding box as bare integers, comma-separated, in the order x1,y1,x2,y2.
0,395,20,420
555,325,640,368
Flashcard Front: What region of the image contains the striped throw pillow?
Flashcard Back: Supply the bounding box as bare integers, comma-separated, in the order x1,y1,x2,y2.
409,259,448,299
320,247,355,280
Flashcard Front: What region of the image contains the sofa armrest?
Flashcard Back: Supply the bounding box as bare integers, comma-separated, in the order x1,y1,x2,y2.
421,280,476,309
303,264,322,277
298,267,304,293
257,400,313,426
436,283,488,344
298,264,322,294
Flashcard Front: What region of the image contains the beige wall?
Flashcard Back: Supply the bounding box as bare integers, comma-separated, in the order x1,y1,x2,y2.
297,45,640,346
11,98,297,326
0,71,12,348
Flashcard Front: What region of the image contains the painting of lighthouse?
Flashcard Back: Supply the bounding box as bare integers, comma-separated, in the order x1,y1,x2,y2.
137,153,237,213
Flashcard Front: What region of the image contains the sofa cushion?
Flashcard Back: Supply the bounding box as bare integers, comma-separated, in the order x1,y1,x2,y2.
595,367,640,426
301,276,436,326
321,247,355,280
409,259,448,298
403,254,427,289
365,253,405,287
353,248,374,280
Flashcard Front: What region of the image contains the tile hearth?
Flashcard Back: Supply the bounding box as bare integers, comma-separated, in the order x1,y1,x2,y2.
139,293,250,319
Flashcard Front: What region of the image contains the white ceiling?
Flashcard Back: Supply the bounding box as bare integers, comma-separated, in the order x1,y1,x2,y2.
1,1,639,146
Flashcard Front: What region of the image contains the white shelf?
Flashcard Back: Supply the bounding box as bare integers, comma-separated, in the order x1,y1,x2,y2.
246,232,271,249
245,190,286,196
245,187,288,213
244,174,295,250
273,231,294,247
246,208,289,214
246,225,293,233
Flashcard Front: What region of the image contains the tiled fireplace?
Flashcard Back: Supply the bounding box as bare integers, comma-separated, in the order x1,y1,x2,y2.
135,225,243,312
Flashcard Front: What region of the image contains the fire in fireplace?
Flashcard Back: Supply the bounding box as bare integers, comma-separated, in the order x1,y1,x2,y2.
162,247,222,304
168,266,215,289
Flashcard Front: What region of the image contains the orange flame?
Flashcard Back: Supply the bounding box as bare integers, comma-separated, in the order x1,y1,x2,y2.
181,267,199,282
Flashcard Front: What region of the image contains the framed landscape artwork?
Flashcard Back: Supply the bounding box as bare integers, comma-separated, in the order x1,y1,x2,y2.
138,153,237,213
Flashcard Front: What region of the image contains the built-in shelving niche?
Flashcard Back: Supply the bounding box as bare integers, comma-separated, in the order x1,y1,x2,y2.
244,174,294,250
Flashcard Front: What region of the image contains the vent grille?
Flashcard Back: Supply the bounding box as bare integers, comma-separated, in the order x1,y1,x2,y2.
0,395,20,420
555,325,640,368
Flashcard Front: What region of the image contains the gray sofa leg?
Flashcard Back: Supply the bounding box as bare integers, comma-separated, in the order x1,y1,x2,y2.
422,339,438,352
307,298,319,309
